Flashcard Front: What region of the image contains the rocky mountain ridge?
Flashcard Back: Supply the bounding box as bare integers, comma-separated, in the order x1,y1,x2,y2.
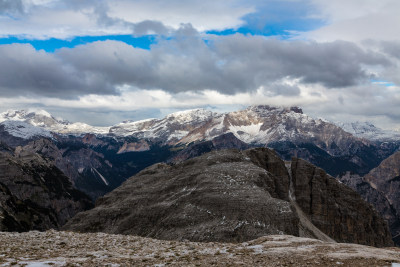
3,106,399,144
1,105,399,198
64,148,393,247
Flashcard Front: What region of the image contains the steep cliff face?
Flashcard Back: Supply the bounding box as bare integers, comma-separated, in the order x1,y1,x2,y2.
339,172,400,245
64,148,393,247
20,138,126,200
363,151,400,243
0,143,93,231
291,158,393,247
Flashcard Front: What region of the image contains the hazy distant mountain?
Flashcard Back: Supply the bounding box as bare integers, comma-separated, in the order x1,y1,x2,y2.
336,121,400,141
0,109,109,135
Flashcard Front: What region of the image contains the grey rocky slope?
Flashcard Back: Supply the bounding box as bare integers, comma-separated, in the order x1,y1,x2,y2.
0,142,93,232
64,148,393,247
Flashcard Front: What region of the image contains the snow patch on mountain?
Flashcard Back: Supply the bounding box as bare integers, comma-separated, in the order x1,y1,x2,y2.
0,120,53,139
229,123,263,143
109,109,215,141
337,121,400,141
52,122,110,135
165,109,215,124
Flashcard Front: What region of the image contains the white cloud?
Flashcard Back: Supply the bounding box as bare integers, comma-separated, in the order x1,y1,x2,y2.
108,0,253,32
304,0,400,42
0,0,253,39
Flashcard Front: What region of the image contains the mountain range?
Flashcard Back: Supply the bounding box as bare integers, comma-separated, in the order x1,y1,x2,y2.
1,106,400,143
1,105,400,245
0,105,399,194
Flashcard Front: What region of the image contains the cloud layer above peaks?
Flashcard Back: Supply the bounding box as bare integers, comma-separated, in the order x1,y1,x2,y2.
0,0,399,129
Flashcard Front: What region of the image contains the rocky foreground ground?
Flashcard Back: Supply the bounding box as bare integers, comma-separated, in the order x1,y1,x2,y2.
0,231,399,266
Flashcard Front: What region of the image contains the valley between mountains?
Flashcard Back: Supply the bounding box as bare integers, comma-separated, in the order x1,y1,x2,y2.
1,105,400,266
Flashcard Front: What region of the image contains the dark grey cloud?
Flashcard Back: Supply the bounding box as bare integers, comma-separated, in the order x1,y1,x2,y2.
58,31,390,95
213,36,389,89
0,28,394,99
132,20,170,36
381,41,400,60
0,0,24,15
0,44,117,98
62,1,171,36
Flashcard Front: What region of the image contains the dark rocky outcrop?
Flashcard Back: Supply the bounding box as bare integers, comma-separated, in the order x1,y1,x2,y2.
64,148,393,247
0,143,93,232
292,158,392,247
336,150,400,245
363,151,400,244
339,172,400,246
20,138,127,200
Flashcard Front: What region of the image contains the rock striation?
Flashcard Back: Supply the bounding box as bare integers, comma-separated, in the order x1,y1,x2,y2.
64,148,393,247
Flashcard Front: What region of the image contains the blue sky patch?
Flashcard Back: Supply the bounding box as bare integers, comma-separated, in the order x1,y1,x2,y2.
0,35,157,52
208,0,325,38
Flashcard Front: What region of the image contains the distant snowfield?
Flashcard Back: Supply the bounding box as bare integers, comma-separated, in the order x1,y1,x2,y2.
0,230,399,266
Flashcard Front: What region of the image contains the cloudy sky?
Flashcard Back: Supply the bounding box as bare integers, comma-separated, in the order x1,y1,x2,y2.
0,0,399,129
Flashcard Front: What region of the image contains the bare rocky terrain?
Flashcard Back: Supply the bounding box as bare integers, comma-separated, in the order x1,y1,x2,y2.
64,148,393,247
0,230,399,266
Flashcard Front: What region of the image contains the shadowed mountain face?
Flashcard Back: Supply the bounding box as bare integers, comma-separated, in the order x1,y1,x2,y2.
339,172,400,246
64,148,393,247
0,142,93,232
337,151,400,246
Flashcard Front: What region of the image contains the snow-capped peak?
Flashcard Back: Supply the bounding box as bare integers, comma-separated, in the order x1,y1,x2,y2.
165,108,215,123
1,109,53,120
246,105,303,116
0,109,110,137
0,109,65,127
0,120,53,139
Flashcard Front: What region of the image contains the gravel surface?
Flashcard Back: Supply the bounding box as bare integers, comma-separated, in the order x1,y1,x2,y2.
0,230,400,266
